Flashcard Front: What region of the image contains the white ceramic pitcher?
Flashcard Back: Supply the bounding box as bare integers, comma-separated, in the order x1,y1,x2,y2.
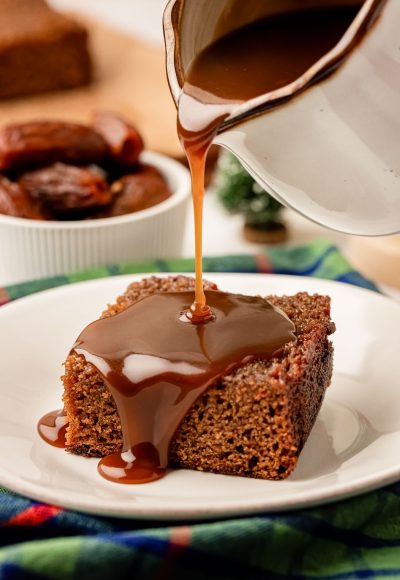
163,0,400,236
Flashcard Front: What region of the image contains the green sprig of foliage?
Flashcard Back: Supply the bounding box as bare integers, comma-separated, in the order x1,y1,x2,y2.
215,153,283,226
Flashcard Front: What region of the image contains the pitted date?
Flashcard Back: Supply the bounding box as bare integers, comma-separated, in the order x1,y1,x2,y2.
0,121,108,172
92,111,144,166
106,164,171,217
0,114,158,220
19,163,112,214
0,176,44,219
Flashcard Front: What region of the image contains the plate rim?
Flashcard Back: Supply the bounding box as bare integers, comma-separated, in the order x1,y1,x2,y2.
0,272,399,520
0,455,398,521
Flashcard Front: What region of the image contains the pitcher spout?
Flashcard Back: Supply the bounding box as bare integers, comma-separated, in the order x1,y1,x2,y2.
164,0,386,133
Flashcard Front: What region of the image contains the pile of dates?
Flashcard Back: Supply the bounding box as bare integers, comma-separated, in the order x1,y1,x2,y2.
0,111,171,220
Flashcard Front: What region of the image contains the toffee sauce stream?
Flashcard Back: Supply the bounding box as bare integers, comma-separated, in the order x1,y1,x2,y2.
39,4,364,483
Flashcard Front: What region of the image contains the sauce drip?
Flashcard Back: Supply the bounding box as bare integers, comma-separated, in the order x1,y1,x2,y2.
72,291,296,483
178,4,363,320
38,3,366,483
37,409,67,448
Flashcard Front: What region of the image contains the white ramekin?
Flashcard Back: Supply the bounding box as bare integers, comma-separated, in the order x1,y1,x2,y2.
0,151,191,286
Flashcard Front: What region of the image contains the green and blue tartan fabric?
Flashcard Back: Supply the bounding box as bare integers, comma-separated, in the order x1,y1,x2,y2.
0,239,378,305
0,239,399,579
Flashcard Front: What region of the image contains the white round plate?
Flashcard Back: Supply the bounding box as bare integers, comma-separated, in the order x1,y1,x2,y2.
0,274,399,520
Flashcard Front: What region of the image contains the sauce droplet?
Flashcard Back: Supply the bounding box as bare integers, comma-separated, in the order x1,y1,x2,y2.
37,409,67,448
98,444,165,484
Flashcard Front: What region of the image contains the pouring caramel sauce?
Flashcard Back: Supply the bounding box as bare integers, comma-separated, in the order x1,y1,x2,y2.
178,3,364,316
39,3,367,483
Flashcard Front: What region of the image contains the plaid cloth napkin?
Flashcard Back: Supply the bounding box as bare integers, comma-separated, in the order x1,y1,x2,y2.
0,239,399,579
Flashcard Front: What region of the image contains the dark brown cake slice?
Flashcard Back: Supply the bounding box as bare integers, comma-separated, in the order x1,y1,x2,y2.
62,275,335,480
0,0,91,99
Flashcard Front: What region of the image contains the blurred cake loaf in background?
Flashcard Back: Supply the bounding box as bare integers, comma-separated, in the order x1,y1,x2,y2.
0,0,91,99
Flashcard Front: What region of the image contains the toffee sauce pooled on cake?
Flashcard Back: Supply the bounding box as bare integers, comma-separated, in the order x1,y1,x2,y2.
70,291,296,483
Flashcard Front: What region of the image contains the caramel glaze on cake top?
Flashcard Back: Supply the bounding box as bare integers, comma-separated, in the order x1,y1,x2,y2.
66,279,296,484
61,276,335,482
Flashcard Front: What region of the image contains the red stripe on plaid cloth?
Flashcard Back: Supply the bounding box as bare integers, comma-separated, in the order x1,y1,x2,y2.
255,253,272,273
156,526,191,580
0,288,10,306
4,504,62,527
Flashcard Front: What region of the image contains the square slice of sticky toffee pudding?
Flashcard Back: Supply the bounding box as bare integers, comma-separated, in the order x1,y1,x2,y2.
61,276,335,481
